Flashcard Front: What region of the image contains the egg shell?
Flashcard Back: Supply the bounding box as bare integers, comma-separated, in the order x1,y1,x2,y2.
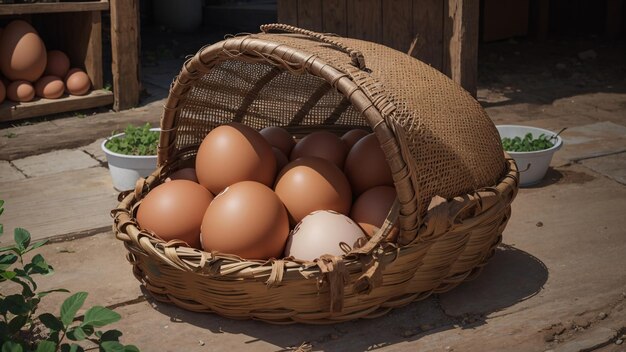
274,156,352,224
290,131,348,169
34,75,64,99
166,168,198,183
272,147,289,176
0,80,5,104
260,126,295,156
341,129,370,150
344,133,394,196
0,20,47,82
6,80,35,102
196,122,276,194
136,180,213,249
201,181,289,260
64,68,91,95
350,186,398,238
45,50,70,78
285,210,366,262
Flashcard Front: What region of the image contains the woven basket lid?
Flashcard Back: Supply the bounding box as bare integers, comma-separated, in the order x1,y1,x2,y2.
160,24,506,245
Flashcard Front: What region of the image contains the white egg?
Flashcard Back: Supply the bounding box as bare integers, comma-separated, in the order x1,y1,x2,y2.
285,210,366,262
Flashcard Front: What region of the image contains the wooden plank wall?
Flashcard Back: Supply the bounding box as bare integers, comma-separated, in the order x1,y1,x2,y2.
276,0,478,96
110,0,141,110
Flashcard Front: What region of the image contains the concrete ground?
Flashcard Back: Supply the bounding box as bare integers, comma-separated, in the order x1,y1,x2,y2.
0,35,625,351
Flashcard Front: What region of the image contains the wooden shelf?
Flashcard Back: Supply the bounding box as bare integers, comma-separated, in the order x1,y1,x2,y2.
0,1,108,15
0,90,113,122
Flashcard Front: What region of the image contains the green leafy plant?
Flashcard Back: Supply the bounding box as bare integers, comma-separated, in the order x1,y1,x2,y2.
0,200,139,352
104,123,158,156
501,133,555,152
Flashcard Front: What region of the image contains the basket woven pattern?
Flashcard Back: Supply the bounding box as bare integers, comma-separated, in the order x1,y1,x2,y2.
113,24,519,324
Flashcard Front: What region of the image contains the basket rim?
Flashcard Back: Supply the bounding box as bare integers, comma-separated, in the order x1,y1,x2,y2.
112,155,518,295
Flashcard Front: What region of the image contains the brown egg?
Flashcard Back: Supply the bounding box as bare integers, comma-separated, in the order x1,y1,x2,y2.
65,68,91,95
350,186,397,238
136,180,213,249
0,80,5,104
341,129,370,150
285,210,366,261
166,168,198,183
272,147,289,176
260,126,295,156
274,157,352,224
34,75,64,99
201,181,289,260
0,20,47,82
196,122,276,194
344,133,394,196
45,50,70,78
6,80,35,102
290,131,348,168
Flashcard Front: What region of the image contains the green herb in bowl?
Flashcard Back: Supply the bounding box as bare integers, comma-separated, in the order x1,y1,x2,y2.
105,123,159,156
501,132,554,152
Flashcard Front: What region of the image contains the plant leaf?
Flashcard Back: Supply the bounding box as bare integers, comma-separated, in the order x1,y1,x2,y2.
13,228,30,252
4,294,29,315
13,268,37,293
99,329,123,342
60,344,84,352
60,292,88,327
8,314,28,334
37,288,70,299
100,341,125,352
83,306,121,327
39,313,64,331
66,326,87,341
124,346,140,352
26,240,48,253
0,253,17,270
1,341,24,352
26,254,52,275
35,340,57,352
0,271,16,281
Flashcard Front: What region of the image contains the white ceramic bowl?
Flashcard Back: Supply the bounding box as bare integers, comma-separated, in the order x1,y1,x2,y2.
101,128,159,191
496,125,563,187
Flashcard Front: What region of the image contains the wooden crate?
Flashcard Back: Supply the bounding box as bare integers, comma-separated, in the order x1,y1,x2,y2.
277,0,479,96
0,1,114,122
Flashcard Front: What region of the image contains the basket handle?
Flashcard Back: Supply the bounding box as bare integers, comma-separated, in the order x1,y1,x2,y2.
260,23,367,70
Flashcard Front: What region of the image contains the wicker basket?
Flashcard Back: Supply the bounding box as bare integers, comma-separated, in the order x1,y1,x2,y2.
112,24,519,324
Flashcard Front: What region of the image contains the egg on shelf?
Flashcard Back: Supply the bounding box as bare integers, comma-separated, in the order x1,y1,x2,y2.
344,133,394,196
201,181,289,260
350,186,398,239
65,68,91,96
196,122,276,194
6,80,35,102
274,156,352,224
285,210,366,262
0,20,47,82
290,131,348,169
35,75,64,99
260,126,295,157
136,180,214,249
341,129,370,150
45,50,70,78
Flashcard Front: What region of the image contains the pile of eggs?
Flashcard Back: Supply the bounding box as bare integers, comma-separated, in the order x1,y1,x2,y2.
136,123,398,262
0,20,92,104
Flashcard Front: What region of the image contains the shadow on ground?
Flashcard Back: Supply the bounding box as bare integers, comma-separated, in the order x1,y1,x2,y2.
478,36,626,108
134,245,548,350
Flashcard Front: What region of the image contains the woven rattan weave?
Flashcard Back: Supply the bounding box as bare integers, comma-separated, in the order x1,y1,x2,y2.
113,24,519,324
